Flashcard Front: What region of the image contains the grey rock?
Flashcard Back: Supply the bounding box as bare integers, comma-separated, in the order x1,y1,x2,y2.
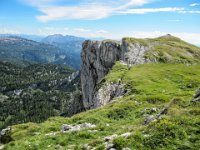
144,115,155,125
61,124,73,132
192,88,200,102
150,108,157,113
81,39,150,109
81,40,122,109
120,132,132,138
106,143,115,150
0,126,12,144
121,40,150,66
61,123,96,133
93,82,125,108
83,144,91,150
68,71,80,82
144,107,169,124
194,89,200,98
104,134,118,142
156,108,168,118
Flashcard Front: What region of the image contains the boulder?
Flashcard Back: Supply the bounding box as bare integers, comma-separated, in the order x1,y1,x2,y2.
0,126,12,144
120,132,132,138
106,143,115,150
104,134,118,142
192,88,200,102
61,123,96,133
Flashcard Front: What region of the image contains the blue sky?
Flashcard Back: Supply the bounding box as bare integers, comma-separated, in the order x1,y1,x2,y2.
0,0,200,45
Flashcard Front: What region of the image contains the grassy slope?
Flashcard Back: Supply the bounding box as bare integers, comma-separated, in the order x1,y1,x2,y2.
123,35,200,63
4,62,200,150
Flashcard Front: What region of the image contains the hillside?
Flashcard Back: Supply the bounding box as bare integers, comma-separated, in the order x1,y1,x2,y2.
1,35,200,149
123,34,200,63
0,61,83,131
2,63,200,149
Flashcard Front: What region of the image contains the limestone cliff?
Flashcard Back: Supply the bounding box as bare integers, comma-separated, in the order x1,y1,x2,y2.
81,40,122,109
81,39,150,109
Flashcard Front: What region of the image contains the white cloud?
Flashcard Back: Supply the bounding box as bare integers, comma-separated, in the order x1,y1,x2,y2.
96,30,108,33
37,27,69,35
73,28,90,32
116,7,184,14
179,10,200,14
21,0,155,21
190,3,200,7
20,0,200,22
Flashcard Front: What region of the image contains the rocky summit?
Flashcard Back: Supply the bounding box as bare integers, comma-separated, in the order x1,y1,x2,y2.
81,35,200,109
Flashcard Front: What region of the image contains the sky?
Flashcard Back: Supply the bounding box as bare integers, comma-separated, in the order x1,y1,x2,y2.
0,0,200,45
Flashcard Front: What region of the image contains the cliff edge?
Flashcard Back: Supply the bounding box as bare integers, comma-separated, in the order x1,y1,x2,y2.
81,35,200,109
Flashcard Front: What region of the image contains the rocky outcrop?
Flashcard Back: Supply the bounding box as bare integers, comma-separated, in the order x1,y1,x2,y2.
81,40,122,109
81,39,150,109
192,88,200,102
0,126,12,144
121,39,150,65
92,82,126,108
61,123,96,133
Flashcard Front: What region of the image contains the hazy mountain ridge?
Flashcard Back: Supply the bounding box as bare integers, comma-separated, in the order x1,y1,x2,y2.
42,34,86,69
0,36,80,69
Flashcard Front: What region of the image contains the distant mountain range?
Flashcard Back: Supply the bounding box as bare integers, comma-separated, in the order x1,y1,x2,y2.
0,34,45,42
41,34,86,68
42,34,85,43
0,34,87,69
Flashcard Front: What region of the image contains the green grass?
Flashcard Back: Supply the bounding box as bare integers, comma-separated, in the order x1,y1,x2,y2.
3,62,200,150
123,35,200,64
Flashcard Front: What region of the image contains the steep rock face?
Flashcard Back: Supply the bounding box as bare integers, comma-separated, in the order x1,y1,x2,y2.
121,39,150,65
93,82,126,107
81,39,150,109
81,40,122,109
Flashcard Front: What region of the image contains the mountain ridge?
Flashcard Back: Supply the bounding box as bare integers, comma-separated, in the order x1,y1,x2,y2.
0,36,79,69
